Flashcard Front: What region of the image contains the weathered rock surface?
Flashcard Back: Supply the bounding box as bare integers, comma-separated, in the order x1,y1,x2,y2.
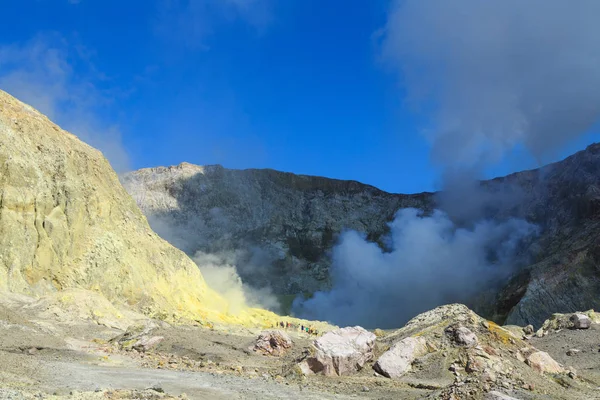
301,326,376,376
446,325,479,348
110,323,164,352
253,330,293,356
526,351,564,374
534,310,599,336
120,164,432,296
123,141,600,327
0,89,280,326
372,304,588,399
373,336,428,378
570,313,591,329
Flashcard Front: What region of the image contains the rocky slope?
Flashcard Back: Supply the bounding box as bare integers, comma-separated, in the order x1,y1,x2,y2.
0,89,291,327
122,145,600,328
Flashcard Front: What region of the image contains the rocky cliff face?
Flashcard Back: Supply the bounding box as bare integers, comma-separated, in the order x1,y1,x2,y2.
121,164,433,295
0,89,285,327
122,144,600,328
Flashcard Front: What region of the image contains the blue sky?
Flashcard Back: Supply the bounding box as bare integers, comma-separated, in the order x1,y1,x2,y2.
1,0,599,194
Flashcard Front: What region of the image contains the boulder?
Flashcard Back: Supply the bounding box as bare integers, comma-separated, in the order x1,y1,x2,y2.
570,314,591,329
110,324,163,352
132,336,164,352
523,325,534,335
526,351,564,374
302,326,376,376
446,325,478,347
373,337,428,379
253,330,293,356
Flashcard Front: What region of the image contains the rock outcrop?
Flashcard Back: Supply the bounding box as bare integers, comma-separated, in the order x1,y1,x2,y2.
253,330,293,356
120,164,432,296
0,89,279,326
299,326,376,376
374,304,574,399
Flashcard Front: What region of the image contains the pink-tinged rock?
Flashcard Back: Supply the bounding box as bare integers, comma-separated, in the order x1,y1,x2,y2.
303,326,376,376
526,351,564,374
373,337,428,379
132,336,164,352
253,330,293,356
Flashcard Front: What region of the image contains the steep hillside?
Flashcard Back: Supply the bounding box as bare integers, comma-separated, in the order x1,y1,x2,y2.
123,145,600,328
0,89,288,327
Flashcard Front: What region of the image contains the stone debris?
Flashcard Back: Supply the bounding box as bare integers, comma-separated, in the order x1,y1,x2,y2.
133,336,165,352
373,336,428,378
446,325,478,348
253,330,293,356
526,351,564,374
299,326,376,376
522,325,534,335
485,390,521,399
110,324,163,352
569,313,591,329
566,349,581,356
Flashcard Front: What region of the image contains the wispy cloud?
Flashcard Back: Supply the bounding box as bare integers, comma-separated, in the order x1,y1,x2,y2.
154,0,272,49
0,33,130,172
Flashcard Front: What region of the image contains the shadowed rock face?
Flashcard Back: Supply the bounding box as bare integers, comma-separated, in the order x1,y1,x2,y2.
121,164,433,295
122,139,600,327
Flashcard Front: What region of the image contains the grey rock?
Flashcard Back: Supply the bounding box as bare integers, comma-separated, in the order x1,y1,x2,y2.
522,325,534,335
570,313,591,329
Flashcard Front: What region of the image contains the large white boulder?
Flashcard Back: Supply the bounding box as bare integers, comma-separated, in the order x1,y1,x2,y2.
301,326,376,376
373,336,428,379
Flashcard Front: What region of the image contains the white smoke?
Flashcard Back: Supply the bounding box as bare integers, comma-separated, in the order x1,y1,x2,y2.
293,209,538,328
193,251,281,314
292,0,600,328
382,0,600,167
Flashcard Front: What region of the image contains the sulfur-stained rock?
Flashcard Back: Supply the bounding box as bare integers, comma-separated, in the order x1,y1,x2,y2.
0,89,300,328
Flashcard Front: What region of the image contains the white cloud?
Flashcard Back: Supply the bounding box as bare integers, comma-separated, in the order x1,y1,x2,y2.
0,34,130,172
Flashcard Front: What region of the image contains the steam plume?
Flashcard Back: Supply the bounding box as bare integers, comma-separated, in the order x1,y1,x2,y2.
382,0,600,167
293,1,600,327
293,209,537,328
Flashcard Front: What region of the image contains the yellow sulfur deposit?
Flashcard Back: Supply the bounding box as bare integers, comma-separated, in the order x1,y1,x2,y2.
0,90,328,330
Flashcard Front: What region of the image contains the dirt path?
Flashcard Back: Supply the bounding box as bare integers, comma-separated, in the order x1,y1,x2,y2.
34,359,355,400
